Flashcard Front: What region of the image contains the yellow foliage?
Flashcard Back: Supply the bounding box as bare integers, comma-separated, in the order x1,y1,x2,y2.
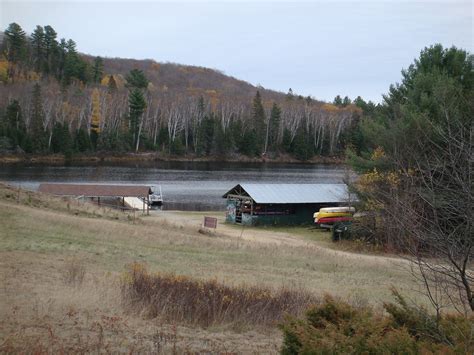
371,146,386,160
90,88,101,134
100,74,125,89
27,70,41,81
100,75,110,86
322,103,339,112
0,58,8,83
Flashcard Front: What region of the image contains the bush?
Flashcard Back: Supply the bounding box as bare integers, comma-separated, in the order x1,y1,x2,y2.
280,292,473,354
121,263,318,328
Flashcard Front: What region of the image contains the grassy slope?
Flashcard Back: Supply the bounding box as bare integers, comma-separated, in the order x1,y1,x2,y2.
0,184,421,352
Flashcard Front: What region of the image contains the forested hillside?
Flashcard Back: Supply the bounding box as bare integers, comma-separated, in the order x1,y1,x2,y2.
0,23,365,160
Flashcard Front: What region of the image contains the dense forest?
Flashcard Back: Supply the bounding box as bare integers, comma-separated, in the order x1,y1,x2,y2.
0,22,368,160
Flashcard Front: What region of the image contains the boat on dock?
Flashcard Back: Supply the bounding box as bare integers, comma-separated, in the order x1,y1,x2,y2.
148,185,163,206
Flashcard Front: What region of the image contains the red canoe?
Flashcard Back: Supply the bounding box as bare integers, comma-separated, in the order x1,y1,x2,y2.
316,216,353,224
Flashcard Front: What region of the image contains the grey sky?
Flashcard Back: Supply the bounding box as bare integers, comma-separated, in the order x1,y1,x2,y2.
1,0,472,102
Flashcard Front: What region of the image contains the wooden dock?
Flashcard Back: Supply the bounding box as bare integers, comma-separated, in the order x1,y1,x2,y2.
123,197,148,211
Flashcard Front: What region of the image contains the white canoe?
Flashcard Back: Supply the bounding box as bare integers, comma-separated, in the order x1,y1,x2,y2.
319,206,356,213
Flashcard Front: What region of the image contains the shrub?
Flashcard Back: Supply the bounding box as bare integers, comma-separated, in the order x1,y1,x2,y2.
280,293,473,354
121,263,318,328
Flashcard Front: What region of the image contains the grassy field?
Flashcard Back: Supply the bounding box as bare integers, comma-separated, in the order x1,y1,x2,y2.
0,184,423,353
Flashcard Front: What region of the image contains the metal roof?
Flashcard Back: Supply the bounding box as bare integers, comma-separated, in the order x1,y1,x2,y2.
38,183,151,197
223,183,349,204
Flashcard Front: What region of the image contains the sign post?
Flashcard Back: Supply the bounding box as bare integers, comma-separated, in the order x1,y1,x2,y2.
203,216,217,229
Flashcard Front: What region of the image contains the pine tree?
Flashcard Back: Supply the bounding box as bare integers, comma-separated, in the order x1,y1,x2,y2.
268,102,281,151
92,56,104,83
56,38,67,79
251,91,266,153
125,69,148,89
4,100,26,147
197,115,215,156
74,128,91,152
333,95,343,106
342,96,351,107
29,83,47,152
62,39,90,84
43,25,58,74
286,88,294,101
31,25,45,72
128,88,146,150
51,122,72,154
4,23,27,63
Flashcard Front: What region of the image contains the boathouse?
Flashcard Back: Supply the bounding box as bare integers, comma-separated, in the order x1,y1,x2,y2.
222,183,350,226
38,183,152,213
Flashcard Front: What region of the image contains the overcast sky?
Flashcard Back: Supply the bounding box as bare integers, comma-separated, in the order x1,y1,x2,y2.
1,0,472,102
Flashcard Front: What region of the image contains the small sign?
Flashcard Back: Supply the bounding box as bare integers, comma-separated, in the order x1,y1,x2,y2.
203,216,217,229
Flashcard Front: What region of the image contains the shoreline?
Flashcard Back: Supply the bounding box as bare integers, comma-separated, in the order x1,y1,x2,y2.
0,152,346,165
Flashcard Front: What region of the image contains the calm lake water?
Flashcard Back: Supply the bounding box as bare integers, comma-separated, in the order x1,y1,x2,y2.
0,161,350,210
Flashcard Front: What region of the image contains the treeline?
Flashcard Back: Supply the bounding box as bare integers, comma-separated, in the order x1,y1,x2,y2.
0,22,366,160
347,44,473,313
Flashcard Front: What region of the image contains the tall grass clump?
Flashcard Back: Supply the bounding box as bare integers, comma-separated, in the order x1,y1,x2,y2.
62,258,86,287
121,263,318,328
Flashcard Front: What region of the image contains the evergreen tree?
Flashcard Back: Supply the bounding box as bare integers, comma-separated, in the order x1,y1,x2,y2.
4,23,27,63
29,83,48,152
333,95,343,106
286,88,294,101
51,122,72,154
128,88,146,149
238,129,258,156
292,127,313,161
281,128,292,153
43,25,58,74
251,91,266,153
125,69,148,89
62,39,90,84
74,128,91,152
213,120,229,156
3,100,26,148
92,56,104,83
268,102,281,150
342,96,351,107
31,25,45,72
56,38,67,79
197,115,215,155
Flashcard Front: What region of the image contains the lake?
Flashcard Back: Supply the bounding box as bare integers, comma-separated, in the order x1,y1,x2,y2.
0,161,351,210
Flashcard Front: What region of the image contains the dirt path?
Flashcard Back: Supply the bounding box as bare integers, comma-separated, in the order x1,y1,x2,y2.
151,210,409,267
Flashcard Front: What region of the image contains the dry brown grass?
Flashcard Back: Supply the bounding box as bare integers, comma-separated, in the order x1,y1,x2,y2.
62,258,86,287
122,263,318,329
0,183,425,352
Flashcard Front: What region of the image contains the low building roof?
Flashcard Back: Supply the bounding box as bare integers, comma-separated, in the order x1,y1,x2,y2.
223,183,350,204
38,183,151,198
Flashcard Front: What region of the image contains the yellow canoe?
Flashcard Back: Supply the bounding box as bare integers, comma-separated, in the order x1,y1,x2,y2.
313,211,353,219
317,211,353,219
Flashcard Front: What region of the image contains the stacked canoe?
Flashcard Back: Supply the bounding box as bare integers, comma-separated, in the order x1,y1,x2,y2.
313,206,355,226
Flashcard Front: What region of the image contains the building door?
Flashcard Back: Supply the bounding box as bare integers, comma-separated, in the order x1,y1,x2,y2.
235,200,242,224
